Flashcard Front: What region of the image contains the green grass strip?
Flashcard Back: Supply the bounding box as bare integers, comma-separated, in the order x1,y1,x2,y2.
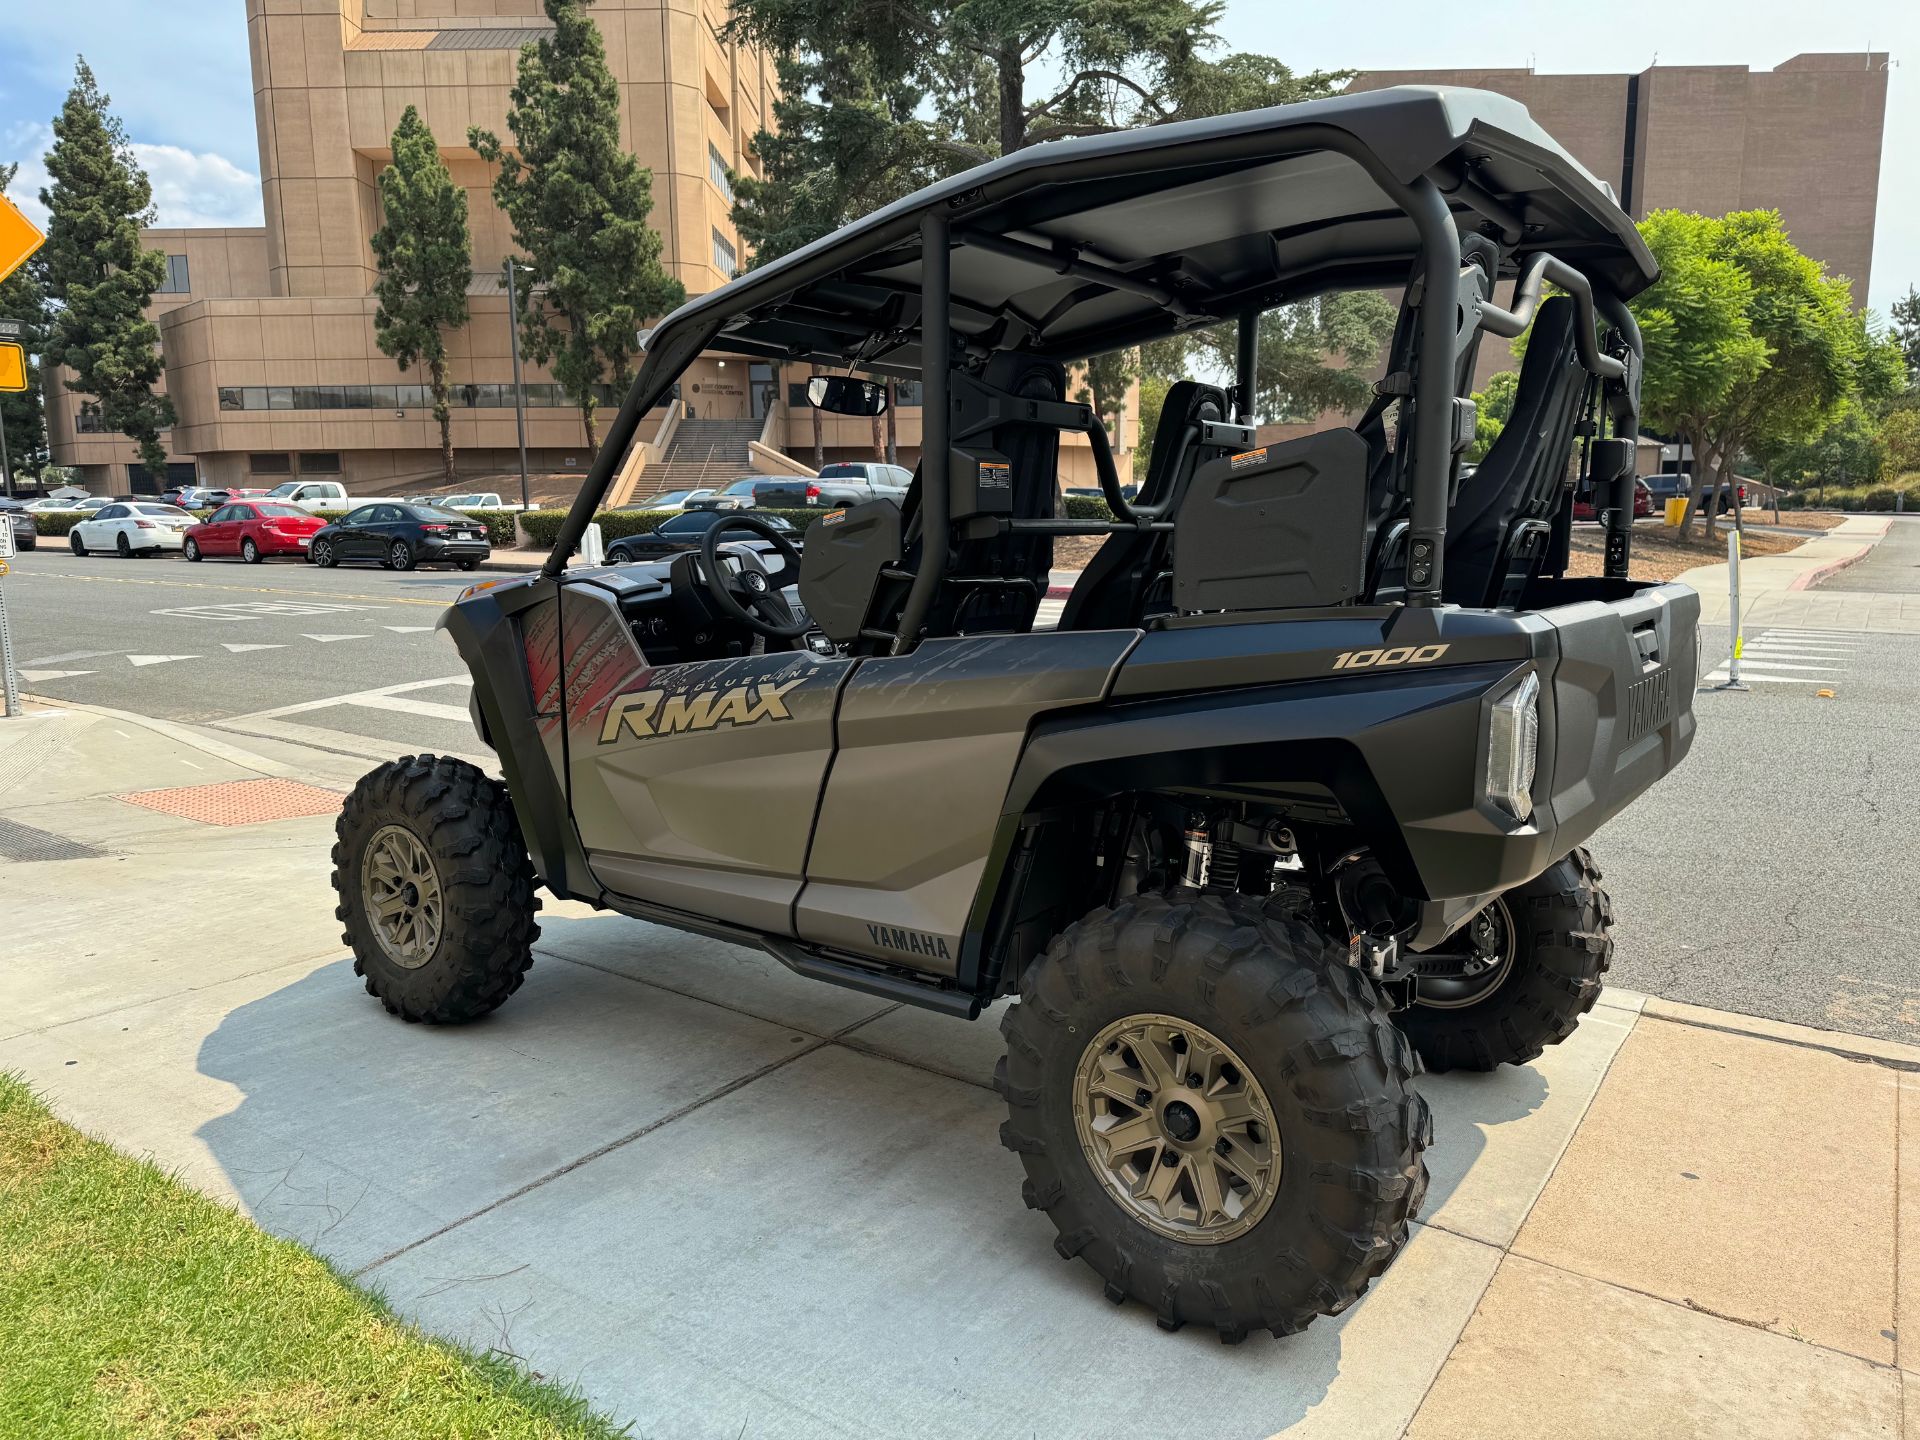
0,1072,627,1439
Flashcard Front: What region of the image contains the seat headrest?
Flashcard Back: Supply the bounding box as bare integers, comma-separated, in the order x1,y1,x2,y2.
1142,381,1229,506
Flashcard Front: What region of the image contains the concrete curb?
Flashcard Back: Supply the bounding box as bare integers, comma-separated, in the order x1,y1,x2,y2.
17,694,298,778
1642,996,1920,1072
1785,543,1873,592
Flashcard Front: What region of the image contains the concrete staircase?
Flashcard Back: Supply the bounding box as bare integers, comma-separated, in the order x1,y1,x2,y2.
634,418,766,499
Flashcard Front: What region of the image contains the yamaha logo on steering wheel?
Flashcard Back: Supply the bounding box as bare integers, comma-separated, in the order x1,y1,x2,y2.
742,570,768,593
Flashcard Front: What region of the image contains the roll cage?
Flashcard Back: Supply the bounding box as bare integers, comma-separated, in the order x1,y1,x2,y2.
548,85,1658,639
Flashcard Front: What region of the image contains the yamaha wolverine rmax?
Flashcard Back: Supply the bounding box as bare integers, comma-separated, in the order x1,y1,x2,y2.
333,86,1696,1340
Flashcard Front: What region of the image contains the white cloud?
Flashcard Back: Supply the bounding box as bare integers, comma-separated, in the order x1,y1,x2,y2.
131,144,262,230
1,125,261,234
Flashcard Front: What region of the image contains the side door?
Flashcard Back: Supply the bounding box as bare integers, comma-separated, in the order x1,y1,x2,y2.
556,578,853,937
369,505,407,557
335,505,378,558
85,504,127,550
796,630,1138,975
203,505,239,554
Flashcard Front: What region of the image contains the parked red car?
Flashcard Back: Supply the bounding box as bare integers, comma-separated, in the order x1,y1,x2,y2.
1573,478,1653,522
184,500,327,563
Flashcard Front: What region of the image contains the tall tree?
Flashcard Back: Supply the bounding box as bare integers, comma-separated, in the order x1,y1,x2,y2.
1074,349,1137,447
371,107,471,487
1467,371,1520,462
1891,285,1920,390
1630,209,1767,536
1881,407,1920,483
726,0,1348,266
471,0,684,452
39,60,174,480
1142,292,1396,425
0,163,50,484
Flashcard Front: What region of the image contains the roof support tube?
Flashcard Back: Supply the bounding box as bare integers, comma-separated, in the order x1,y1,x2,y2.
1234,310,1259,425
1478,253,1628,380
960,228,1204,320
1596,289,1644,581
1402,178,1461,608
893,209,952,656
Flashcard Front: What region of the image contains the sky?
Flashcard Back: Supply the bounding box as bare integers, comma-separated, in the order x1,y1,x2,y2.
0,0,1912,314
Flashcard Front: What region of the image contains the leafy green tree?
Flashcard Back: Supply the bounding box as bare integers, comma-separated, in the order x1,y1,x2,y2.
0,163,49,485
1891,285,1920,390
371,107,471,487
725,0,1348,265
471,0,684,452
1143,292,1395,424
1467,371,1519,462
1074,348,1137,447
1131,371,1170,484
39,60,174,480
1882,407,1920,483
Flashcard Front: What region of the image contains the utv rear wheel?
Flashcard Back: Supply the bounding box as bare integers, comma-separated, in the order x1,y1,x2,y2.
332,754,541,1023
999,894,1430,1341
1394,847,1613,1073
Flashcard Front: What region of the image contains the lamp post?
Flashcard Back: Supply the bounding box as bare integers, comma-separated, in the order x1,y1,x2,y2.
503,258,531,513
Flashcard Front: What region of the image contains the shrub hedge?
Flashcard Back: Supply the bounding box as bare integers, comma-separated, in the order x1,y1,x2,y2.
1063,495,1117,521
1776,484,1914,513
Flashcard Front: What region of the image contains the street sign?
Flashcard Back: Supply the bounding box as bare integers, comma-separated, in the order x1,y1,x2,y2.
0,341,25,393
0,195,45,287
0,319,20,339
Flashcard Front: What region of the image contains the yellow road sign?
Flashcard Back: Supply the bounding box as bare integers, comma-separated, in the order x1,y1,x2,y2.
0,341,25,393
0,194,45,287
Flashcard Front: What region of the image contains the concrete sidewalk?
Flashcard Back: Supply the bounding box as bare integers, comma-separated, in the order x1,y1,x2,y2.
1683,514,1920,633
1,704,1911,1437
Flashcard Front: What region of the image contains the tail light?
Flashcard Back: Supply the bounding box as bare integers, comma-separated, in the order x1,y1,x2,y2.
419,523,448,533
135,520,156,530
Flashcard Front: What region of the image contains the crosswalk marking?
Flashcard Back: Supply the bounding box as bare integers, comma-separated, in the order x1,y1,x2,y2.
1705,628,1867,691
222,643,285,653
301,633,369,643
127,654,199,667
20,669,92,682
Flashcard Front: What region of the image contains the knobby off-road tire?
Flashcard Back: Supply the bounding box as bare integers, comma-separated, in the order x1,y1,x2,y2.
1394,848,1613,1074
332,754,541,1024
999,893,1430,1341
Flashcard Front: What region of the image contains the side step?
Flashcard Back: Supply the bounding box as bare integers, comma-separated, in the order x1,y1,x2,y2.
764,940,982,1020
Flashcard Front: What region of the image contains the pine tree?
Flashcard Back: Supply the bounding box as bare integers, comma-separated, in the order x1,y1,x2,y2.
471,0,684,452
40,60,174,481
372,107,471,487
0,164,50,484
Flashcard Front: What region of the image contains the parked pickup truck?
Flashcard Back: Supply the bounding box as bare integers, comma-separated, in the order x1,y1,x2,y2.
262,480,406,511
684,474,909,511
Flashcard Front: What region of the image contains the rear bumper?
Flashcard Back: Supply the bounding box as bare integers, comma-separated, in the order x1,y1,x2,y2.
419,538,493,561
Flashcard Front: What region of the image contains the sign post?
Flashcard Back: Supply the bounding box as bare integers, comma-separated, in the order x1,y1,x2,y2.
0,515,18,718
1713,528,1747,693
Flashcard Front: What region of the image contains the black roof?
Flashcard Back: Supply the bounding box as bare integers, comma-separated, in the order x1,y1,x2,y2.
632,86,1657,400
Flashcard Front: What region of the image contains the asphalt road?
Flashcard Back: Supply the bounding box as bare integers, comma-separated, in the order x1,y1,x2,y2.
5,532,1916,1043
0,548,488,762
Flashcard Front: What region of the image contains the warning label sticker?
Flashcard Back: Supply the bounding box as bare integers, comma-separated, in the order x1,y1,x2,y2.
979,461,1012,491
1229,448,1269,471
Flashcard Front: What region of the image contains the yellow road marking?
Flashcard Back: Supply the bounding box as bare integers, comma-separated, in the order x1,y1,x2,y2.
14,569,452,607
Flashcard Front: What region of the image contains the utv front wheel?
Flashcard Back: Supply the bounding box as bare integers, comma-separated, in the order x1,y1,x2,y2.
1394,847,1613,1073
999,894,1429,1341
332,754,541,1023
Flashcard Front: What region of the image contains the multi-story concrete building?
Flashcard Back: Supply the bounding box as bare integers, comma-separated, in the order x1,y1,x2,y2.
49,0,782,494
1347,52,1891,390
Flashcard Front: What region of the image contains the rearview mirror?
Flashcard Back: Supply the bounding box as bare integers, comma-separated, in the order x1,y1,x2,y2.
807,375,888,416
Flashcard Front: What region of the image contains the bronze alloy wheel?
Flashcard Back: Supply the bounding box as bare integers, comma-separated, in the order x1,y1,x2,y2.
1072,1013,1280,1244
361,824,443,969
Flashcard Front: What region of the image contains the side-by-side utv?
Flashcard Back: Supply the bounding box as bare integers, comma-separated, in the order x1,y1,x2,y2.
332,85,1696,1341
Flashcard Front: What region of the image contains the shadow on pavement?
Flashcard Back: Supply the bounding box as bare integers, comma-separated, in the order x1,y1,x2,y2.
189,910,1576,1438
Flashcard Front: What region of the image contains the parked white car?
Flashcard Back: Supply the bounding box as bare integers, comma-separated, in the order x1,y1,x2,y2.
68,502,197,556
262,480,406,512
442,492,534,512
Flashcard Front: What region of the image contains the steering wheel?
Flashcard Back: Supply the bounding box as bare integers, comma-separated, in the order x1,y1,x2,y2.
698,513,809,639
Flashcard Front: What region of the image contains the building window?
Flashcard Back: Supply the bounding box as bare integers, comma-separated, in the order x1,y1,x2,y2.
77,403,107,433
298,452,341,475
708,144,734,203
202,382,619,412
155,254,191,294
248,453,292,475
712,229,737,279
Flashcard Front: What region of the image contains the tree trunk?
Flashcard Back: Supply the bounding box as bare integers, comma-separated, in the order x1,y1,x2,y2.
811,397,823,471
870,402,884,461
430,356,455,487
581,400,598,457
1677,433,1711,539
998,43,1025,154
884,382,898,465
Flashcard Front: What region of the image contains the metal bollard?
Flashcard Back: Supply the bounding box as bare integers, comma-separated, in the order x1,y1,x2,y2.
1714,528,1747,692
